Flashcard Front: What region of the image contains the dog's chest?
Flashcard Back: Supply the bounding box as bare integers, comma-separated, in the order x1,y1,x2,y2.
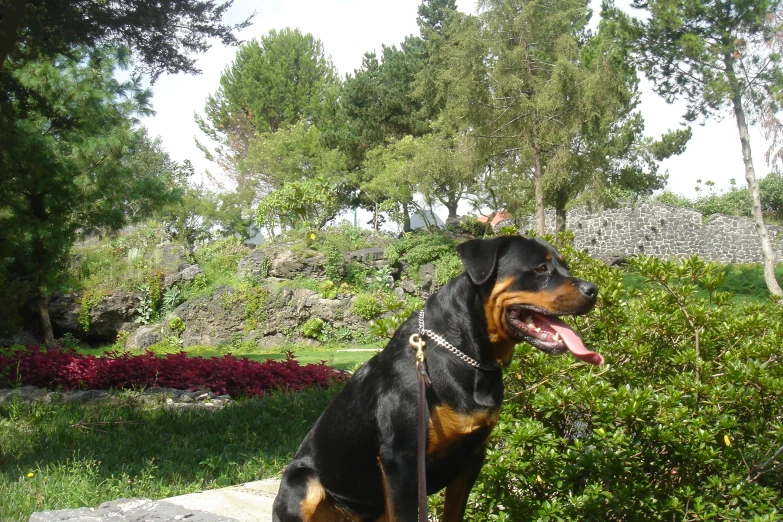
427,403,500,458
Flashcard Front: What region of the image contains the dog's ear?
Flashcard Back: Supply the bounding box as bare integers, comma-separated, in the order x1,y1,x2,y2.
456,236,510,285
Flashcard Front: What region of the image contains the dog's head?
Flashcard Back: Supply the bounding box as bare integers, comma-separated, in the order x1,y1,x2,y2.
456,236,604,366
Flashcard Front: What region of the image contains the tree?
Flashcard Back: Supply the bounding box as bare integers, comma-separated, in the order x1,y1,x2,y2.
196,28,340,201
361,136,423,232
542,17,691,230
339,38,430,170
255,177,342,236
617,0,783,296
0,0,249,78
478,0,595,235
240,121,348,193
0,49,175,349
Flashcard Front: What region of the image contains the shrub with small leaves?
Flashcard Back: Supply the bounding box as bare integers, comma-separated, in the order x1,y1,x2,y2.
168,316,186,335
319,280,338,299
352,293,382,320
384,231,456,268
302,318,326,340
77,289,106,332
59,332,81,350
465,233,783,521
433,253,463,286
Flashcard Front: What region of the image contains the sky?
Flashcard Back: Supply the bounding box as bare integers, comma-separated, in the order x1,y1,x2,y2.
141,0,775,208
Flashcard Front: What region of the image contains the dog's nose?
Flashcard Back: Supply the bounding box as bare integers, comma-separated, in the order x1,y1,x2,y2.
578,281,598,299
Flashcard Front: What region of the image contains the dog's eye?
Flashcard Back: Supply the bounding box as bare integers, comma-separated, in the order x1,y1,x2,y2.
535,263,548,274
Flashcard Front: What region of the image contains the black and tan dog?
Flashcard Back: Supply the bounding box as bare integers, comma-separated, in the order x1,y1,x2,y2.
272,235,604,522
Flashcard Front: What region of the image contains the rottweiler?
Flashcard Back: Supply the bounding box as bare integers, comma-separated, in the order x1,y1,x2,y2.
272,235,604,522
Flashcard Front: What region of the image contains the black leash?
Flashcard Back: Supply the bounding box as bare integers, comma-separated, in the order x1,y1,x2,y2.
409,324,431,522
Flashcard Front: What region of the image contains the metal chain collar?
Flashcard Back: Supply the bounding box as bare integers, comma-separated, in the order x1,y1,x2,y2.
418,309,500,371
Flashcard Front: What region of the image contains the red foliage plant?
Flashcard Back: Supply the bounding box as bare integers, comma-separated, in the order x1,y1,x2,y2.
0,346,348,398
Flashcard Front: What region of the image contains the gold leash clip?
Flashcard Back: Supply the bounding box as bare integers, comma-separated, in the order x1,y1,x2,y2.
409,334,426,363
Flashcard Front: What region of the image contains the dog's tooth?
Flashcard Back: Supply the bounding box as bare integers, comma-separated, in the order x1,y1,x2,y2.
534,326,541,332
553,333,561,342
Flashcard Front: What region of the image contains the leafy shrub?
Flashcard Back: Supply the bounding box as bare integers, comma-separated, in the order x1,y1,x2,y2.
134,284,154,325
168,316,186,334
352,293,382,320
0,347,348,397
59,332,81,350
344,261,370,288
321,244,345,282
385,231,456,268
497,224,519,236
448,215,488,237
77,289,106,332
319,280,338,299
195,237,249,275
466,235,783,520
718,263,783,301
433,253,463,286
302,318,325,339
368,296,424,339
114,329,130,348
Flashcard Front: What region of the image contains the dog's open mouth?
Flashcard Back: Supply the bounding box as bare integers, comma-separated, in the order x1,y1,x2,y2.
507,307,604,365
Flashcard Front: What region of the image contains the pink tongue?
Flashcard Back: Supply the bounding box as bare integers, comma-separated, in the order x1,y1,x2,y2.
534,314,605,365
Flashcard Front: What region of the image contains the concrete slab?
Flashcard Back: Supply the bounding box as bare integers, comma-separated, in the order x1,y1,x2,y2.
28,479,281,522
164,479,280,522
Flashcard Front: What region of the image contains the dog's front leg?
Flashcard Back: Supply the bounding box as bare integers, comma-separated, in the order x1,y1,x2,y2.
441,448,485,522
378,445,420,522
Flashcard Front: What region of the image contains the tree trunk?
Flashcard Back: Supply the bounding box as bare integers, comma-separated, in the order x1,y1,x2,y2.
555,202,567,233
402,202,412,233
37,287,56,350
533,139,545,235
726,60,783,297
445,201,459,220
0,0,25,68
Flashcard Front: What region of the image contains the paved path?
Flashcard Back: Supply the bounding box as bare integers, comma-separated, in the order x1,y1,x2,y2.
29,479,281,522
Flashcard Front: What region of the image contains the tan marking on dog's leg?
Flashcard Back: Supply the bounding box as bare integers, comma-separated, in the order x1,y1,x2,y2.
300,478,348,522
300,477,327,520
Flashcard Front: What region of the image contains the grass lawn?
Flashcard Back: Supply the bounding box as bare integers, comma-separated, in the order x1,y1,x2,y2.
0,386,341,522
75,343,382,371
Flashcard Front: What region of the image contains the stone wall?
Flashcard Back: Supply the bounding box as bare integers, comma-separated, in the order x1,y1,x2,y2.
514,202,783,264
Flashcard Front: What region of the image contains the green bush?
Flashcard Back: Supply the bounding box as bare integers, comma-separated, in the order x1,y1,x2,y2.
302,318,325,340
168,316,185,334
433,253,463,286
718,263,783,301
77,289,106,332
195,237,249,275
319,280,338,299
368,296,424,339
385,231,456,269
352,293,382,320
466,236,783,520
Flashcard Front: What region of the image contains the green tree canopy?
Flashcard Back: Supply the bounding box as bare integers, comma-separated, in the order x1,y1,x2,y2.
0,49,176,349
197,28,340,187
614,0,783,296
0,0,249,78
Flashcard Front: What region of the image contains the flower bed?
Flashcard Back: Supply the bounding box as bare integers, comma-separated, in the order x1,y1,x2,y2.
0,346,348,398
